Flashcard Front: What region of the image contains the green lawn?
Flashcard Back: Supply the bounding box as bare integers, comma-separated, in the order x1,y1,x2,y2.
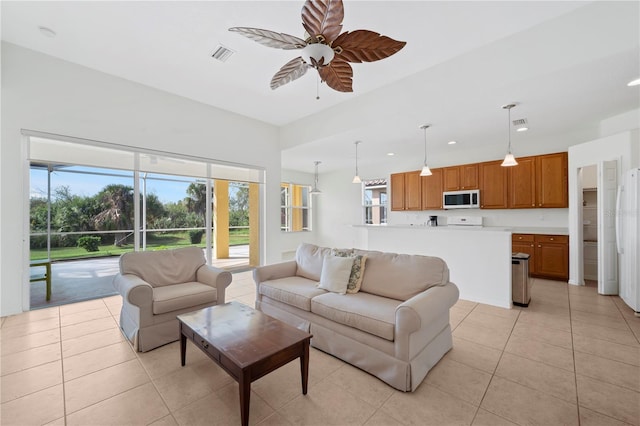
30,230,250,261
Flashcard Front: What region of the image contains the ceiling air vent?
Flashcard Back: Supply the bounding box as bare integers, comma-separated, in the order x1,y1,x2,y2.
512,118,529,132
211,45,235,62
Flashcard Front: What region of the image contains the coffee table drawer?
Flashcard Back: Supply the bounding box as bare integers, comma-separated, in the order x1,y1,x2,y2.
193,330,220,361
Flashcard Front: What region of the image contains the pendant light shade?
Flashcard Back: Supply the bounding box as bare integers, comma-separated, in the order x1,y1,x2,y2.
310,160,322,194
352,141,362,184
501,104,518,167
419,124,432,176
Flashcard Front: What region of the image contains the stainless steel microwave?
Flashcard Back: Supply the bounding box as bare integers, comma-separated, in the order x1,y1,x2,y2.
443,189,480,209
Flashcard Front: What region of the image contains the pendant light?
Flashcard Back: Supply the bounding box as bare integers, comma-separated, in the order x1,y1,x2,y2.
310,161,322,195
352,141,362,184
419,124,432,176
501,104,518,167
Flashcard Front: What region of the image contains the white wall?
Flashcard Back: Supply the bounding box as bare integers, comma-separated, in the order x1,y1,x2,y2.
1,43,281,316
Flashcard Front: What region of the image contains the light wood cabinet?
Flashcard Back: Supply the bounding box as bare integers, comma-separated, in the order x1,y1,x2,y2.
390,171,422,211
536,152,568,208
390,173,405,211
392,151,567,211
421,168,443,210
508,156,536,208
534,234,569,280
512,233,568,281
443,164,478,191
512,234,536,275
479,160,508,209
405,171,422,210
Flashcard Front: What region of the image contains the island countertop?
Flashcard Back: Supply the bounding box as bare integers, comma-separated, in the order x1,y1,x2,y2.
354,224,569,235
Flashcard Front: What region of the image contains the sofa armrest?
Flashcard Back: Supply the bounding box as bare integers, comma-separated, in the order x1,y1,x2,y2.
253,260,297,284
113,273,153,308
394,282,460,360
196,265,233,304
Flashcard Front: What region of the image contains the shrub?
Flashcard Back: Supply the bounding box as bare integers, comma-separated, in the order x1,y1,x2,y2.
188,229,204,244
77,236,101,252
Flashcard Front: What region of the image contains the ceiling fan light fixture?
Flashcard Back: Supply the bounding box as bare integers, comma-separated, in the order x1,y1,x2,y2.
301,43,334,68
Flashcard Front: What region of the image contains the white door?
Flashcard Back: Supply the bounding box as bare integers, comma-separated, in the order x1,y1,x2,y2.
598,160,618,294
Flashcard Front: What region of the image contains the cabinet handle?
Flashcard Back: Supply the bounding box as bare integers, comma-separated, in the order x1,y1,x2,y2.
532,203,535,206
538,245,542,248
550,237,554,241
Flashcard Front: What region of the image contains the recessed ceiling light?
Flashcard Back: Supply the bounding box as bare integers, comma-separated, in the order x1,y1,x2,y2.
386,152,395,156
447,141,457,145
38,26,56,38
628,78,640,87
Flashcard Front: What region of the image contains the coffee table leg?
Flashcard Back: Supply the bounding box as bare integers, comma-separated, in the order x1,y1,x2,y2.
180,332,186,367
300,339,310,395
239,371,251,426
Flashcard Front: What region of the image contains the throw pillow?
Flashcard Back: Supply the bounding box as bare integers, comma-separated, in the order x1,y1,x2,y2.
332,249,367,294
318,255,354,295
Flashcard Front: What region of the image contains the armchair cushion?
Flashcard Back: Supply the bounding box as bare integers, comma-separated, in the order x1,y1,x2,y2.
152,282,218,315
119,246,205,287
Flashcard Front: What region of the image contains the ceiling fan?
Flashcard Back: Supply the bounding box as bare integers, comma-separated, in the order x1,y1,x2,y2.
229,0,406,93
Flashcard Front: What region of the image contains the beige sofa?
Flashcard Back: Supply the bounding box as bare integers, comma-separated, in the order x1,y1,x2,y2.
253,243,459,391
113,247,232,352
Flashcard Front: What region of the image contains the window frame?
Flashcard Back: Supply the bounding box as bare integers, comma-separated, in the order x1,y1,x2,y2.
362,180,388,225
280,182,312,232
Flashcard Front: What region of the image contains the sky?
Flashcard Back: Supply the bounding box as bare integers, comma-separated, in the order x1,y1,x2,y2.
30,166,216,204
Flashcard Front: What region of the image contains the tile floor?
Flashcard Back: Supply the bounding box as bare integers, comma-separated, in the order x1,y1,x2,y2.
1,272,639,426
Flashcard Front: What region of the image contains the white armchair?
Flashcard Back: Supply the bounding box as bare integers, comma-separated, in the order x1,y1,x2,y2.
113,247,232,352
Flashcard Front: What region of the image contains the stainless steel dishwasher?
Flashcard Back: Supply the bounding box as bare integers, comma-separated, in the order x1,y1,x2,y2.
512,253,531,307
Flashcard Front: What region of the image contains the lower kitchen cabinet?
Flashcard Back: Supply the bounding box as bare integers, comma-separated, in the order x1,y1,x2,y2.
512,233,568,281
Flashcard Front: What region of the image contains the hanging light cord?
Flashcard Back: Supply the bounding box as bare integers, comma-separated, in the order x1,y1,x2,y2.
355,142,359,176
423,126,428,165
507,106,512,154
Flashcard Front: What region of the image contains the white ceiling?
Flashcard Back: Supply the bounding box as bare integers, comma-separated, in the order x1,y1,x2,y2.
2,1,639,174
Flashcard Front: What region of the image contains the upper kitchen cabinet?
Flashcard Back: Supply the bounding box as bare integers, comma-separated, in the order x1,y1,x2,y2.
479,160,508,209
508,156,536,208
536,152,568,208
390,171,422,211
390,173,405,211
443,164,478,191
422,168,444,210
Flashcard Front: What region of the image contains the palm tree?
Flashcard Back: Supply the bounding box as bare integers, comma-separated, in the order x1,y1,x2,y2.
93,184,134,246
184,183,209,218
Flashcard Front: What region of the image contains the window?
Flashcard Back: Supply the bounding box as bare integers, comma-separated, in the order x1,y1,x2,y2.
281,183,312,232
363,179,387,224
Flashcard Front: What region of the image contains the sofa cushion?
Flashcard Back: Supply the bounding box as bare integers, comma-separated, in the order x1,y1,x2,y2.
260,276,327,311
318,255,353,295
332,249,367,294
152,282,217,315
311,292,400,341
359,251,450,301
120,247,206,287
295,243,332,281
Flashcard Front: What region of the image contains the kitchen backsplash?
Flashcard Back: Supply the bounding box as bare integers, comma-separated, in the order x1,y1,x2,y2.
389,208,569,228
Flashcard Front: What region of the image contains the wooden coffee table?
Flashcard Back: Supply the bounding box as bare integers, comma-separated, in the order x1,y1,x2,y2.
177,302,312,426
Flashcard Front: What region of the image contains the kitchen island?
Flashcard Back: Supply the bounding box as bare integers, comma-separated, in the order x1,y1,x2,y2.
353,225,567,309
355,224,512,308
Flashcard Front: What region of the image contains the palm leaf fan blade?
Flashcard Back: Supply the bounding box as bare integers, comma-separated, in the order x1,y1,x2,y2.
228,27,306,50
271,57,309,90
318,59,353,92
333,30,406,63
301,0,344,43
